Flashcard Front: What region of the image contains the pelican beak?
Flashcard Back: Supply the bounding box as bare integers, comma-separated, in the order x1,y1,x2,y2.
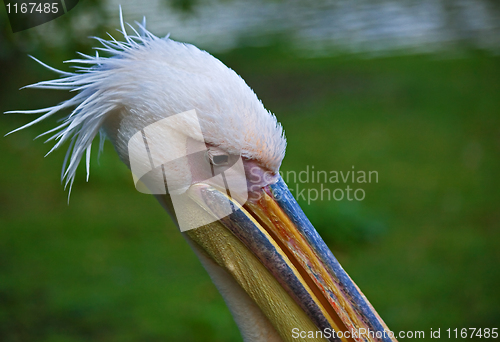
183,177,395,342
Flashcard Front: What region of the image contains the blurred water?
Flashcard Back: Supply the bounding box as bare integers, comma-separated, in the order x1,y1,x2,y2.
9,0,499,56
101,0,500,55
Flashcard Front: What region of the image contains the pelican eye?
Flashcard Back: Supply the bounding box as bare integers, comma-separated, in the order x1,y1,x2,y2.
205,149,230,166
211,154,229,166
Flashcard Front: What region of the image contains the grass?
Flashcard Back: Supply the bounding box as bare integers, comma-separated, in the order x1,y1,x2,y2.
1,45,499,341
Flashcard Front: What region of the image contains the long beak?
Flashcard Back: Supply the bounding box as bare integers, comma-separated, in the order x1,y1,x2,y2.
178,176,395,342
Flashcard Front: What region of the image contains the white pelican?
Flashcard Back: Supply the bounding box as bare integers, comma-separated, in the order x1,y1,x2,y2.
7,11,396,342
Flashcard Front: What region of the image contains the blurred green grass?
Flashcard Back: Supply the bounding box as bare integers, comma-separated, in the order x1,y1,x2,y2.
1,46,499,341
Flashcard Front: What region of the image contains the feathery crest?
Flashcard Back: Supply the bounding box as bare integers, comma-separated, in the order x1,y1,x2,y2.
5,9,161,195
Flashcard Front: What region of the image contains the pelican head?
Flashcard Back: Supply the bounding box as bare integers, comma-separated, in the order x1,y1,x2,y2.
7,12,396,342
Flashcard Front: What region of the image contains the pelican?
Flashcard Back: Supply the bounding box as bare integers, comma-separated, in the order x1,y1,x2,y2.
7,11,396,342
